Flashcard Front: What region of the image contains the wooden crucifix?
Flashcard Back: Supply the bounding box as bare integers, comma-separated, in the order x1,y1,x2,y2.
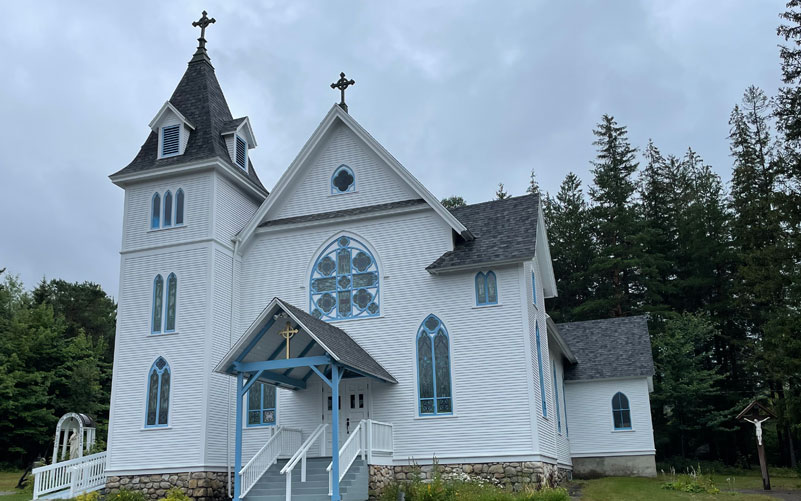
737,400,777,491
278,321,298,359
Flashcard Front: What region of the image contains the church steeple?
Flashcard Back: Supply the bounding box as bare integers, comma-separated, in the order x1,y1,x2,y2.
190,10,215,65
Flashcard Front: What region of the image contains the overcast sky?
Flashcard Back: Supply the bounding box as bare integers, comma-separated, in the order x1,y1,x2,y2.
0,1,785,297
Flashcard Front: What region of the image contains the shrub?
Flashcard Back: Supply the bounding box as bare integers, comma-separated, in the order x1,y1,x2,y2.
158,487,191,501
660,465,719,494
106,488,147,501
379,479,569,501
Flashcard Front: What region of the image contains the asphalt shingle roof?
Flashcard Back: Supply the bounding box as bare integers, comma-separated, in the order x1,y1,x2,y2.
111,52,266,192
427,194,539,272
557,315,654,381
279,299,397,383
259,199,426,228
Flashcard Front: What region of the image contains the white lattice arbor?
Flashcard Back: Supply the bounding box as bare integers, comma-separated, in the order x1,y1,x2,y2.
52,412,96,463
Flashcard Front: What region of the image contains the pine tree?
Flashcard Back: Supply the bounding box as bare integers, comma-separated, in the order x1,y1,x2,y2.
526,169,540,195
441,196,467,209
495,183,510,200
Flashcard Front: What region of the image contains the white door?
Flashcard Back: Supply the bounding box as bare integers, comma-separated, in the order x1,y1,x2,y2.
324,379,369,449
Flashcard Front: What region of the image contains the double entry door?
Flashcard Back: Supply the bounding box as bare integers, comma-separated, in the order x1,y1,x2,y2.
323,378,369,450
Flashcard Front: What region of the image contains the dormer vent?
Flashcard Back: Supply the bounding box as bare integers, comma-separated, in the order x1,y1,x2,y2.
235,135,247,169
161,125,180,157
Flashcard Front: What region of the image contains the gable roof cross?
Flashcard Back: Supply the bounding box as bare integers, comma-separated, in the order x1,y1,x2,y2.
330,72,356,113
192,10,216,52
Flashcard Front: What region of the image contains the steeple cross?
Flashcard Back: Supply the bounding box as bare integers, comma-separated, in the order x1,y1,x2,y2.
278,321,299,360
330,72,356,113
192,10,216,50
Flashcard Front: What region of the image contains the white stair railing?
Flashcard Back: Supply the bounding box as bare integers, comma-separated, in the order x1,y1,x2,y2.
368,420,394,460
280,424,328,501
32,451,107,500
327,420,365,496
240,427,302,497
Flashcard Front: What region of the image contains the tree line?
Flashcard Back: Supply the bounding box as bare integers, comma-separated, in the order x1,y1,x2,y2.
442,3,801,468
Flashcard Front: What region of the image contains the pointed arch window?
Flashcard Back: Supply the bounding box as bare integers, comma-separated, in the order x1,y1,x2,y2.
152,275,164,333
553,364,562,433
416,314,453,415
151,193,161,229
612,392,632,430
475,271,498,306
146,357,170,428
175,189,185,225
165,273,177,332
331,165,355,194
163,191,173,227
309,236,379,320
247,382,277,427
151,273,177,334
536,321,547,417
532,271,538,306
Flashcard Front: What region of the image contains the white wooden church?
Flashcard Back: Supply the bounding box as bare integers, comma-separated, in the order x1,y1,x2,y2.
33,12,658,501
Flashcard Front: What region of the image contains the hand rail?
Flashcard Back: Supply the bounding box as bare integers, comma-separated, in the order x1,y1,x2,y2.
327,420,365,495
68,452,107,497
239,426,302,497
32,451,107,500
280,424,328,501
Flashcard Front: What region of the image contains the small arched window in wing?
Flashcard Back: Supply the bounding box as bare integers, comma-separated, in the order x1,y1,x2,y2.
152,275,164,334
146,357,170,427
331,165,355,194
536,321,547,417
612,392,632,430
165,273,177,332
151,193,161,229
175,189,185,225
416,315,453,416
163,191,173,227
475,271,498,305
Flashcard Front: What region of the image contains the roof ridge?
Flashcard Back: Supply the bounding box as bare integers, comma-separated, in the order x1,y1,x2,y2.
449,192,538,213
557,315,648,326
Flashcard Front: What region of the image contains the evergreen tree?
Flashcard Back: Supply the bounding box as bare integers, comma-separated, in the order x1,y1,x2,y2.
526,169,540,195
440,196,467,209
495,183,510,200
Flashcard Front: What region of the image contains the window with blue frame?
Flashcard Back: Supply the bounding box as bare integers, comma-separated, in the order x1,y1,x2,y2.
165,273,177,332
331,165,355,194
247,382,277,426
152,275,163,333
475,271,498,305
150,189,184,229
612,392,632,430
532,271,537,306
151,193,161,229
553,364,562,433
536,321,547,417
416,315,452,415
175,189,185,225
146,357,170,427
151,273,177,334
163,191,173,227
562,379,569,436
309,236,379,320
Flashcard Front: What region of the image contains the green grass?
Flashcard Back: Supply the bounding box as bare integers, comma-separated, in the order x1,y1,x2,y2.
0,471,30,501
576,476,789,501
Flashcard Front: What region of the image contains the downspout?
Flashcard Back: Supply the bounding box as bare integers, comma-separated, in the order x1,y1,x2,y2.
227,238,240,498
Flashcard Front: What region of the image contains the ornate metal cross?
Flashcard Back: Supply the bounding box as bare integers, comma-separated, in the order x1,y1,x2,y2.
330,72,356,113
192,10,216,50
278,321,299,359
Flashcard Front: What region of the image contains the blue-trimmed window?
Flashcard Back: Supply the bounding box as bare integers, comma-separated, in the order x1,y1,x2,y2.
562,379,569,436
146,357,170,428
475,271,498,305
161,125,180,157
536,321,547,417
532,271,537,306
612,392,632,430
331,165,355,194
553,364,561,433
163,191,173,227
152,275,164,333
151,193,161,229
165,273,177,332
235,135,247,169
175,189,185,225
416,315,452,415
247,382,277,427
309,236,379,320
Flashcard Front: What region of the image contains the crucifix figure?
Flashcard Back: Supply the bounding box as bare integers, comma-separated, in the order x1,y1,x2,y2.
330,72,356,113
737,400,776,491
278,321,298,359
745,416,770,446
192,10,216,51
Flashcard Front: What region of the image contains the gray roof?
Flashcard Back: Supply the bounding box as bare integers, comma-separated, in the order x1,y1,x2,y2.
259,199,426,228
557,315,654,381
427,194,539,272
111,50,266,192
278,300,397,383
221,117,247,134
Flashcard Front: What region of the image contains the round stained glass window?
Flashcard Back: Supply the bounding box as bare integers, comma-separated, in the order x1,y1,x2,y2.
310,236,379,320
331,166,355,194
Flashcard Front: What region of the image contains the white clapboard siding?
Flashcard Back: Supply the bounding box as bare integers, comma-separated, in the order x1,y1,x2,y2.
547,344,571,466
213,174,260,245
270,121,419,221
107,245,211,472
564,378,656,457
232,210,534,462
121,174,212,252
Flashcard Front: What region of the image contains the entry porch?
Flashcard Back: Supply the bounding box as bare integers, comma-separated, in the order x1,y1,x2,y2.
214,298,397,501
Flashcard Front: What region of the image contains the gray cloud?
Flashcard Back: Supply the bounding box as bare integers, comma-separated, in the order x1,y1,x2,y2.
0,0,784,296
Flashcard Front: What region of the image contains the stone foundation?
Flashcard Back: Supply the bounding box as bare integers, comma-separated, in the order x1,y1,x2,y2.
368,461,570,499
105,471,230,501
572,455,657,478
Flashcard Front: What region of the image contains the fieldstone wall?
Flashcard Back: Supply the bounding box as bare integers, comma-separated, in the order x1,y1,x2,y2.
368,461,570,499
105,471,230,501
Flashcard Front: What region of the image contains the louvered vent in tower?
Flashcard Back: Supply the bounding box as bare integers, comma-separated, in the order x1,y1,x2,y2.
235,135,247,168
162,125,180,156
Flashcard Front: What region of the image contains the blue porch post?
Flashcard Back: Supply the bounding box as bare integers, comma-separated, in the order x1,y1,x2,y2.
234,372,244,501
330,363,342,501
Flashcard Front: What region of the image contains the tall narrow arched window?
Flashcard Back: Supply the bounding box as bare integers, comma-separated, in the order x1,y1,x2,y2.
612,392,632,430
146,357,170,428
151,193,161,229
309,236,379,320
553,364,562,433
331,165,355,194
175,189,185,225
536,321,547,417
152,275,164,334
165,273,177,332
416,314,452,415
163,191,173,227
475,271,498,305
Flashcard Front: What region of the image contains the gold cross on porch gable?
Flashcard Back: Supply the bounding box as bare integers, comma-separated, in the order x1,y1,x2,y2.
278,321,299,359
